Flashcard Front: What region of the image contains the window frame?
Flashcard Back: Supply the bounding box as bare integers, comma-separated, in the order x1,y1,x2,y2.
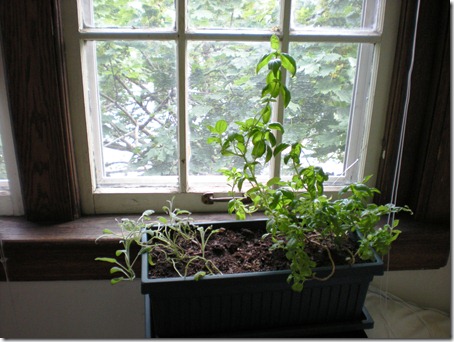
61,0,401,214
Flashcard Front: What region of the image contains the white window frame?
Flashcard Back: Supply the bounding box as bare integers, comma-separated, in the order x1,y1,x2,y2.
61,0,401,214
0,40,23,216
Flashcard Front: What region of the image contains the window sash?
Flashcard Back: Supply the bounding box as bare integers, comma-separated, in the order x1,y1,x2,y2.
59,0,401,214
80,0,384,192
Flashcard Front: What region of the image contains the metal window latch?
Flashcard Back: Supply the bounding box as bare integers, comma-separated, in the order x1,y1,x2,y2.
201,192,252,205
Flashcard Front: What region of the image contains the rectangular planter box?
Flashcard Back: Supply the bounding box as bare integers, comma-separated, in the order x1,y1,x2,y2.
141,219,383,337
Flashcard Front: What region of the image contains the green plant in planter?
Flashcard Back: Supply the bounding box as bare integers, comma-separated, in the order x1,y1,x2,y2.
207,35,412,292
96,199,223,284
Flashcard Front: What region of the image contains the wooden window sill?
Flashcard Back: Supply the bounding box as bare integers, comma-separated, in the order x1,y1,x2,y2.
0,214,449,281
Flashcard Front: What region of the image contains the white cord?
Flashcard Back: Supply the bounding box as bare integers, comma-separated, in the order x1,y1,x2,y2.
387,0,421,227
0,239,9,282
383,0,421,301
368,286,449,338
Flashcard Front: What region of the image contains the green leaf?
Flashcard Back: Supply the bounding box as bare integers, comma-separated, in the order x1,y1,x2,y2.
280,85,291,108
268,59,282,77
273,142,289,156
266,131,276,147
265,144,273,163
269,80,281,97
256,53,273,74
270,34,280,50
102,229,115,235
236,142,246,154
261,83,271,98
95,257,117,264
115,249,126,257
267,177,281,186
353,183,373,197
111,277,125,285
268,122,284,132
221,149,236,157
252,131,263,145
214,120,228,134
280,188,294,200
291,282,304,292
207,136,221,144
252,141,266,158
110,266,124,274
194,271,206,281
281,53,297,77
139,246,152,255
261,105,271,124
142,209,155,217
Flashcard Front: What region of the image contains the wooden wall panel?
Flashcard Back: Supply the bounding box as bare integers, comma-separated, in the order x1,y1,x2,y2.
0,0,80,222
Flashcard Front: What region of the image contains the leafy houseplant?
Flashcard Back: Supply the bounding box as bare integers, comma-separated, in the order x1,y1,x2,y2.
207,34,411,291
96,35,411,337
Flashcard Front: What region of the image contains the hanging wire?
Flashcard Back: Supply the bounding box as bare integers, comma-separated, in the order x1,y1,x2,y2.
387,0,421,226
382,0,421,305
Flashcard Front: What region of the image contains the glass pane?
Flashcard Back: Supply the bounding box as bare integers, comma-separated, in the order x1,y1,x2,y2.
94,40,178,178
188,0,279,29
0,131,6,181
282,42,359,177
292,0,373,30
0,131,9,195
187,41,270,178
86,0,175,29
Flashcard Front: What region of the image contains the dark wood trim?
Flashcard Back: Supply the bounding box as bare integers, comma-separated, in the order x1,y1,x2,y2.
0,0,80,222
381,215,450,271
0,214,449,281
374,0,450,224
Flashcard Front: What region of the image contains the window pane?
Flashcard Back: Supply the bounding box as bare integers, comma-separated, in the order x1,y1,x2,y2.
0,132,6,181
94,40,178,179
0,127,8,199
85,0,175,29
188,0,279,29
283,42,359,177
292,0,373,30
187,41,270,179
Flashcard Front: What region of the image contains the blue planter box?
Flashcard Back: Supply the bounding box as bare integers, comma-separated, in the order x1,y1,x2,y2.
141,219,383,337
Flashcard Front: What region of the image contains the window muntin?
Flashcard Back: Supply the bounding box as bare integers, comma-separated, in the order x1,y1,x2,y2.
62,0,398,213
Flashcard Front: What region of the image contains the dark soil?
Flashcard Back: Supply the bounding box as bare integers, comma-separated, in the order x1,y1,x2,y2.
148,225,359,279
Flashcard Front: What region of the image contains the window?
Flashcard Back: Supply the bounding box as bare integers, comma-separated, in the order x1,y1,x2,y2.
62,0,401,214
0,41,23,216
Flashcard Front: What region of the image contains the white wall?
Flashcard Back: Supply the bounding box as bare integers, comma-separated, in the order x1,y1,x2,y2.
372,255,451,314
0,261,450,339
0,280,144,339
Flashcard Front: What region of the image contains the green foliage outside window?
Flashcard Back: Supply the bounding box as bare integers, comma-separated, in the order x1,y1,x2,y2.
90,0,366,178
